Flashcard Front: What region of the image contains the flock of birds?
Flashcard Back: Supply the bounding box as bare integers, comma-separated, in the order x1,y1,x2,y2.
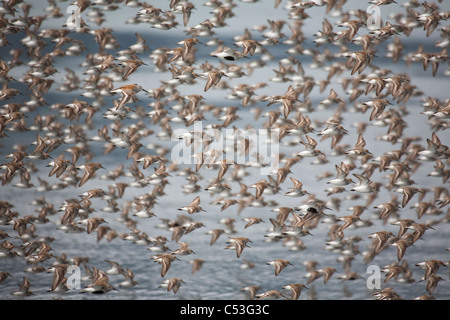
0,0,449,300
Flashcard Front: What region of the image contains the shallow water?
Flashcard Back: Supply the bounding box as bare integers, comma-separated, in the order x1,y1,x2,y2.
0,0,449,300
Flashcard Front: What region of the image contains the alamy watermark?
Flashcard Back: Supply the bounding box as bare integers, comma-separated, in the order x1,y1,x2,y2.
366,265,381,289
65,5,82,30
366,5,382,31
171,121,280,175
66,265,81,290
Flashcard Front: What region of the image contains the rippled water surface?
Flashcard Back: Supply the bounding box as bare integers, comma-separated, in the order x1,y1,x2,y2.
0,0,449,300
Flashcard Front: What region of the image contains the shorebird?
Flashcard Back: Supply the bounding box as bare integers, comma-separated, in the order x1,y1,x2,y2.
318,119,348,148
129,32,150,53
183,221,205,235
351,173,377,193
283,212,313,238
11,277,33,296
337,19,365,41
285,177,309,197
291,1,320,9
110,84,148,110
152,253,179,277
369,0,399,5
391,218,415,238
415,260,447,280
48,264,69,292
242,217,264,229
178,196,205,214
241,285,261,300
119,268,138,287
266,84,301,118
171,1,195,26
177,37,201,60
159,278,185,294
346,134,372,157
382,264,404,283
211,46,248,61
318,88,344,109
368,231,394,255
119,59,147,80
80,188,106,203
282,283,308,300
225,236,252,258
249,179,270,199
340,50,375,75
305,269,322,284
274,166,292,185
395,186,422,208
215,159,232,181
373,287,403,300
427,159,450,183
272,207,294,225
172,242,195,255
264,217,285,241
408,223,435,243
205,229,225,245
418,132,447,160
327,162,353,186
256,290,287,300
363,99,392,121
390,239,413,261
320,267,338,284
425,274,444,294
77,162,104,187
189,259,204,274
47,158,71,178
82,267,116,294
234,39,259,56
86,217,107,234
202,69,228,92
266,259,293,276
337,215,362,236
297,135,324,158
239,258,256,270
0,271,11,284
104,259,123,275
